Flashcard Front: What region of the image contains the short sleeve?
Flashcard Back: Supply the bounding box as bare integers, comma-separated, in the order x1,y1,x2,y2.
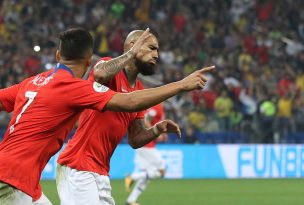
68,80,116,111
0,84,20,112
136,110,146,119
88,57,115,85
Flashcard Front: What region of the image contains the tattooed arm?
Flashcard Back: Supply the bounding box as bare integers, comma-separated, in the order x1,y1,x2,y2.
127,119,180,149
94,28,151,84
127,119,156,148
93,50,136,84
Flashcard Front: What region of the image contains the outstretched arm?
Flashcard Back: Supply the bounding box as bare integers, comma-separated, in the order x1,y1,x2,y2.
94,28,152,84
0,84,20,113
128,119,180,149
105,66,215,112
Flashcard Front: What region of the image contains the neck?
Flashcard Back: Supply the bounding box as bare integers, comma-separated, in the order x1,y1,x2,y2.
125,63,139,86
59,60,85,78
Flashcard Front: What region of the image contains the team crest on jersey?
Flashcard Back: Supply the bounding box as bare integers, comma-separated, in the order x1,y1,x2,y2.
93,82,109,92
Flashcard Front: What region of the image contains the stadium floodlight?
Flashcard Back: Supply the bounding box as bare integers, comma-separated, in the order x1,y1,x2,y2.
45,63,53,70
34,45,41,52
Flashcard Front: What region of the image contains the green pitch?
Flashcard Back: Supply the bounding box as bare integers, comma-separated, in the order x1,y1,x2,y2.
41,179,304,205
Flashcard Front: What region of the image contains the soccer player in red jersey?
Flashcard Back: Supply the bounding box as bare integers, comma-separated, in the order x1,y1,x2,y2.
56,29,176,205
56,29,214,205
126,104,167,205
0,28,213,205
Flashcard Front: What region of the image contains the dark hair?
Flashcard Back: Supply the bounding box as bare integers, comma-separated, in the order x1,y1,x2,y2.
58,28,93,60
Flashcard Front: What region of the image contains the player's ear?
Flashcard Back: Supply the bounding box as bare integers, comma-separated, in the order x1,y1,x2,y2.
128,41,134,49
55,50,61,62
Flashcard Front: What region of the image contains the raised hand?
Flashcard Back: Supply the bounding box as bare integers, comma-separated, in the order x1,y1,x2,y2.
153,120,181,138
179,66,215,91
129,28,152,55
93,28,153,83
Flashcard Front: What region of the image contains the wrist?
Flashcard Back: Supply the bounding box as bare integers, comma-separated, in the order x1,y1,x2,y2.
174,81,185,92
152,125,160,136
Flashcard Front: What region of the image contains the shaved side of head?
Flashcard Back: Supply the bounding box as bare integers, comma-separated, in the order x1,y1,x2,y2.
124,30,145,52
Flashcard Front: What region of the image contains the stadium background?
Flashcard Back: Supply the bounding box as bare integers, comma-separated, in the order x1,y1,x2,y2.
1,0,304,204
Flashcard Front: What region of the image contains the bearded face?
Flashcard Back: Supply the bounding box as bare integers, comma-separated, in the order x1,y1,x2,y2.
135,57,157,76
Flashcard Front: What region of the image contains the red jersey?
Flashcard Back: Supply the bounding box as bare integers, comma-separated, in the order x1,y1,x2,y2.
58,58,145,176
0,64,116,200
0,83,21,112
144,103,165,148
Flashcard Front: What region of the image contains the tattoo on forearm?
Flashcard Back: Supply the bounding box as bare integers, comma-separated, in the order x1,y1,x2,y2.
128,119,158,147
94,51,134,79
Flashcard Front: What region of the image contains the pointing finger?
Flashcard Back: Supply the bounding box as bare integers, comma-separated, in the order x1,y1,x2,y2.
199,65,215,73
142,28,150,37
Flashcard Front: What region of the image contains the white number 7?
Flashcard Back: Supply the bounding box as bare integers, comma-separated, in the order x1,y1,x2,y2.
9,91,37,134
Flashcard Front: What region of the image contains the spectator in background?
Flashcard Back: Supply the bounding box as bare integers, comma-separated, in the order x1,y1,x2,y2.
230,106,243,132
110,0,125,20
214,90,233,131
135,0,151,24
276,91,294,142
258,94,276,143
173,11,186,33
109,27,124,56
295,70,304,93
1,0,304,143
24,54,41,76
94,23,109,56
187,106,206,132
183,126,199,144
294,93,304,132
282,36,304,57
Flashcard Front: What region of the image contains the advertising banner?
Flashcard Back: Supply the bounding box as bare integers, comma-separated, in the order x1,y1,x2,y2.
42,144,304,179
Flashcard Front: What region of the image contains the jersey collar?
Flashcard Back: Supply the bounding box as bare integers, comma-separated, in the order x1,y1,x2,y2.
53,63,75,77
49,63,75,77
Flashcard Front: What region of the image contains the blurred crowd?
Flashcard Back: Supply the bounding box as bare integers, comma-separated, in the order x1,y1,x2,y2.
1,0,304,143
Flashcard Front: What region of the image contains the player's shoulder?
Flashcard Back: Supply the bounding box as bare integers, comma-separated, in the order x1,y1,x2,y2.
94,56,112,67
100,57,112,62
89,56,113,82
66,77,111,94
21,70,54,85
65,76,92,85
